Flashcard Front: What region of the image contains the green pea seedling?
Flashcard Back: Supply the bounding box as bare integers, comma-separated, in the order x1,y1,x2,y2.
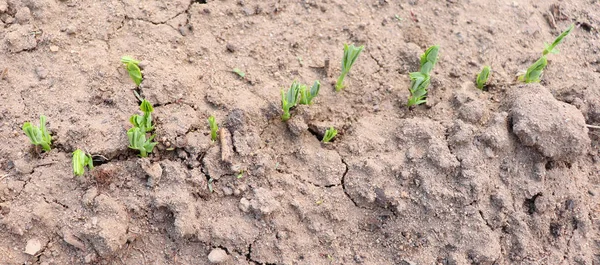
72,149,94,176
299,80,320,105
208,115,218,142
121,56,142,86
130,99,154,133
519,24,574,83
22,115,52,152
322,127,338,143
127,127,158,157
336,44,364,91
281,81,301,121
232,68,246,78
407,45,439,107
476,66,491,90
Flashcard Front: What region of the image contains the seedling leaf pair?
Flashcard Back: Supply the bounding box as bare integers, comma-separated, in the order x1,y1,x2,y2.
121,56,142,87
128,99,157,157
281,81,302,121
73,149,94,176
208,115,219,142
130,99,154,133
336,44,365,91
299,81,320,105
407,45,439,107
322,127,337,143
22,115,52,152
520,24,574,83
476,66,491,90
127,127,158,157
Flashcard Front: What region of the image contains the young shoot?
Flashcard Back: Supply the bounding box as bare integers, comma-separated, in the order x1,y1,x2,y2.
322,127,338,143
121,56,142,87
336,44,365,91
22,115,52,152
299,80,320,105
407,45,439,107
419,45,439,75
476,66,491,90
407,72,430,107
208,115,219,142
72,149,94,177
281,81,301,122
520,24,574,83
519,56,547,83
127,127,158,157
130,99,154,133
543,24,575,55
232,68,246,78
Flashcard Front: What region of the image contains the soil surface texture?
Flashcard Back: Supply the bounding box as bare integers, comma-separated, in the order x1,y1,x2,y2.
1,0,600,264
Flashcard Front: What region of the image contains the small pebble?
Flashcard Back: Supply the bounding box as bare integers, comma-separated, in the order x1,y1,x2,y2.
208,248,229,263
49,45,59,52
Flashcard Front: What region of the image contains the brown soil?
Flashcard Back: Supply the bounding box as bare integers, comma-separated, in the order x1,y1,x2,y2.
1,0,600,264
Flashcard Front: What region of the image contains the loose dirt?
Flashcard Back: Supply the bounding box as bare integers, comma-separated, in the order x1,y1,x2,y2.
1,0,599,264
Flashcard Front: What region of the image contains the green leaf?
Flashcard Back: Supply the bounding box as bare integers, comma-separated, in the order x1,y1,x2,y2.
476,66,491,90
22,115,52,151
121,56,140,65
543,24,574,56
208,115,219,142
72,149,93,176
521,56,547,83
322,127,338,143
126,62,143,87
232,68,246,78
336,44,365,91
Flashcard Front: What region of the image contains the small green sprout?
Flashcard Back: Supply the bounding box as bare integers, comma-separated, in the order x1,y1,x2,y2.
130,99,154,133
519,24,574,83
22,115,52,152
121,56,142,86
519,56,547,83
336,44,365,91
299,80,320,105
543,24,574,55
237,170,244,179
208,115,219,142
322,127,338,143
72,149,93,177
419,45,439,75
281,81,301,122
476,66,491,90
407,45,439,107
127,127,157,157
232,68,246,78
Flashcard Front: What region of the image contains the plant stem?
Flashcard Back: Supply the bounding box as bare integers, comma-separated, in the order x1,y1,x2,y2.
335,72,347,91
40,142,51,152
140,149,147,157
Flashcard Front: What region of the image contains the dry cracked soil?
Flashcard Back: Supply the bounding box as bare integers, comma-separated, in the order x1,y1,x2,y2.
1,0,600,264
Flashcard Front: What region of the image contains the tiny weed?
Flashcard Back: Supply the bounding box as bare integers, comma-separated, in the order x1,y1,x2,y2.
519,24,574,83
72,149,94,177
299,80,320,105
237,170,244,179
232,68,246,78
130,99,154,133
121,56,142,86
476,66,491,90
22,115,52,152
407,45,439,107
322,127,338,143
281,81,301,121
336,44,365,91
208,115,219,142
127,127,158,157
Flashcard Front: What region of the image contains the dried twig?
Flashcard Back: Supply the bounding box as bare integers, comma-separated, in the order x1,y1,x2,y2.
586,124,600,129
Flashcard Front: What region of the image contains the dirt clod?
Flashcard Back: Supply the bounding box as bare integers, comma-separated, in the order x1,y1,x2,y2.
509,84,591,161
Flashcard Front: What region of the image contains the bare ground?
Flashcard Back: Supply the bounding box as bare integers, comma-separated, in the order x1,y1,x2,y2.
1,0,600,264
